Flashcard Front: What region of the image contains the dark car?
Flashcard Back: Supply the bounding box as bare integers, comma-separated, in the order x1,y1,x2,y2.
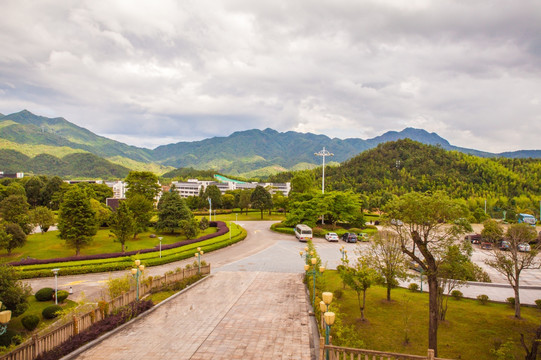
341,232,358,243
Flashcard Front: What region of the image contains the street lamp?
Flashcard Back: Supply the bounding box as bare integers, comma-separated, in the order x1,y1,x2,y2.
195,247,204,274
315,147,333,225
323,311,336,360
235,213,238,222
158,237,163,258
0,302,11,336
299,247,311,264
131,260,145,301
51,268,60,305
208,198,212,221
305,257,325,308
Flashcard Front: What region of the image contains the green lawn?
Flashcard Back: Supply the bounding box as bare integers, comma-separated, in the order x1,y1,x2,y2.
8,296,77,334
319,271,541,359
0,227,217,264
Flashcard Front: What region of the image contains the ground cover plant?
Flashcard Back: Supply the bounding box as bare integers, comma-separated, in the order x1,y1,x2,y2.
319,270,541,360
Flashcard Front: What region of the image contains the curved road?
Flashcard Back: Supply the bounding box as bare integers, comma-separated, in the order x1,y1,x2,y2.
25,221,541,304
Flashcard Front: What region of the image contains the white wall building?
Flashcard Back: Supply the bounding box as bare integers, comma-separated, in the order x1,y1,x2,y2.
170,179,290,198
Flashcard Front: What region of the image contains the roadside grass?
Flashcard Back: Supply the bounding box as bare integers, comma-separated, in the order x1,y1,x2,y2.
0,227,217,264
8,296,77,334
321,271,541,360
147,290,176,304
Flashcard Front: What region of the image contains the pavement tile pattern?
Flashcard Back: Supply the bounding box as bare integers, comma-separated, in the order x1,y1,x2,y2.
74,271,312,360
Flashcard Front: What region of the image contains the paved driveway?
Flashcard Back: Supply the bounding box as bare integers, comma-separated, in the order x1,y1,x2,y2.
73,271,313,360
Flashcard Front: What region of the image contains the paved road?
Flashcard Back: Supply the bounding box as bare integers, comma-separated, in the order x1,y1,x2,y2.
73,271,313,360
25,221,541,304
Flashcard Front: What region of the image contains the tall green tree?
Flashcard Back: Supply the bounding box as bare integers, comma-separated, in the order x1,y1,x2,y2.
58,187,98,256
40,176,63,208
0,265,31,317
108,202,136,253
481,219,504,243
485,223,539,319
2,223,27,255
0,195,32,234
24,176,45,207
238,190,252,215
250,185,272,219
125,194,154,239
203,185,223,209
29,206,56,234
156,192,193,233
385,191,469,356
125,171,160,202
290,172,314,194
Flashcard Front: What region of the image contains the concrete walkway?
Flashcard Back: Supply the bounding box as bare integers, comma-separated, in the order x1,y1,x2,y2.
72,271,313,360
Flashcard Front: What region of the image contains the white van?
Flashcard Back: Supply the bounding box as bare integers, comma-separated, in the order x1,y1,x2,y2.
295,224,313,242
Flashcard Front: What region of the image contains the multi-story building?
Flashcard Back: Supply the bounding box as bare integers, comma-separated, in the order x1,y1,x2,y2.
170,179,291,198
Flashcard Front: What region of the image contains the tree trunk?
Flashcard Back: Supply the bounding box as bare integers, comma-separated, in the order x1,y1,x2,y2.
76,247,80,256
260,209,263,219
522,323,541,360
513,283,521,319
428,273,439,356
122,243,125,253
386,284,391,301
361,289,367,321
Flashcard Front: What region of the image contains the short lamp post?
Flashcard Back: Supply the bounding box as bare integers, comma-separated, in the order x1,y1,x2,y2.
158,237,163,258
299,247,311,264
0,302,11,336
319,292,333,333
51,268,60,305
305,257,325,308
339,246,347,262
195,247,204,274
131,260,145,301
323,311,336,360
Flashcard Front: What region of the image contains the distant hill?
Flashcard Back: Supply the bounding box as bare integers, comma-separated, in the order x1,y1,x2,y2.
1,110,540,179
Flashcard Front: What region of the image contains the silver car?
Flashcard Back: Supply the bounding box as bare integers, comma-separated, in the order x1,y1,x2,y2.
325,232,339,242
518,243,531,252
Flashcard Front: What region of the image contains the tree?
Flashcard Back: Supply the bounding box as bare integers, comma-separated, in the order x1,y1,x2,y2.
0,265,31,317
485,223,539,319
29,206,55,234
385,191,469,356
0,194,32,234
365,230,409,301
342,258,377,321
89,198,112,227
203,185,223,209
24,176,45,207
238,190,251,215
290,172,314,194
108,202,136,252
180,218,200,239
272,191,289,215
156,192,193,233
125,194,154,239
222,193,235,209
2,223,27,255
40,176,63,208
481,219,504,243
0,226,12,255
250,185,273,219
58,187,98,256
125,171,160,202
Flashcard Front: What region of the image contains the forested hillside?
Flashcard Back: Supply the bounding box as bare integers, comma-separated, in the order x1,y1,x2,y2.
269,139,541,217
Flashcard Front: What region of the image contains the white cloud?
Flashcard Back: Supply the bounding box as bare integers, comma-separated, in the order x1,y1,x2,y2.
0,0,540,152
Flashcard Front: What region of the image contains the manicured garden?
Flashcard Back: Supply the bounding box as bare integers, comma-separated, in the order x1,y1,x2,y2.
313,270,541,360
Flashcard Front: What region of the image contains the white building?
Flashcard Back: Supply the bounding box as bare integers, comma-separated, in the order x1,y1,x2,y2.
170,179,290,198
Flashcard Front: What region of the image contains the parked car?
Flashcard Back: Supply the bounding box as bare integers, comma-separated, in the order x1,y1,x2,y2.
342,233,358,243
325,232,339,242
518,242,531,252
465,234,482,244
357,233,369,242
499,240,510,251
390,219,404,226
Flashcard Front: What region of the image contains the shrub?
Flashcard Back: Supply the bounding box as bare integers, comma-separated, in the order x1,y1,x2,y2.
21,314,40,331
42,305,62,319
333,289,343,300
408,283,419,292
535,299,541,309
35,287,54,301
199,217,209,230
506,297,515,307
451,290,463,300
477,294,489,305
312,227,326,237
56,290,69,303
0,329,18,347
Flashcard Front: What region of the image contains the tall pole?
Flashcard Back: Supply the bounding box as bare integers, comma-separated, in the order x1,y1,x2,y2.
208,198,212,221
159,237,162,258
315,147,334,224
55,273,58,305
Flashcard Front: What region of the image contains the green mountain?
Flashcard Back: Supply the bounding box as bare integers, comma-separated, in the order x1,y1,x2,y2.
1,110,540,179
0,149,130,179
323,139,541,199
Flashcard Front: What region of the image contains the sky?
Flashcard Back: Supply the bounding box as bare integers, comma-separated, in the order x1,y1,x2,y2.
0,0,540,152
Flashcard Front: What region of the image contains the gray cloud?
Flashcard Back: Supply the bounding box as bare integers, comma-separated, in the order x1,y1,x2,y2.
0,0,540,152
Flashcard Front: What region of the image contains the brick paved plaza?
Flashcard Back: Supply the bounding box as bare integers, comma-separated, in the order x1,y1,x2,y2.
73,271,313,360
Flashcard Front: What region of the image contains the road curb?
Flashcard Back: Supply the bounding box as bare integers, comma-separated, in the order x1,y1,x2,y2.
59,274,213,360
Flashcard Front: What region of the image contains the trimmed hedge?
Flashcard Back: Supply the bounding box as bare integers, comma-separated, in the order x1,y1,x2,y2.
42,305,62,319
21,314,40,331
17,224,247,279
56,290,69,303
35,288,54,301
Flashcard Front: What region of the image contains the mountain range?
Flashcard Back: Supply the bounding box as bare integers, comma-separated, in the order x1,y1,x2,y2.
0,110,539,178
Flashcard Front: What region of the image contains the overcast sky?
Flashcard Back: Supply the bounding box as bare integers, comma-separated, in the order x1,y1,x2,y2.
1,0,540,152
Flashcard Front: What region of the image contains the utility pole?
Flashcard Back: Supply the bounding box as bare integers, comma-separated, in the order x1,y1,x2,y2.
315,147,334,224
